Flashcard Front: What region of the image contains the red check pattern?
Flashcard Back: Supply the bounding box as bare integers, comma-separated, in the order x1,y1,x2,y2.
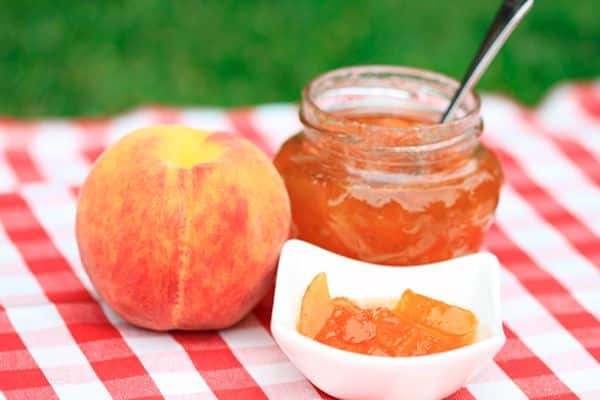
1,82,599,399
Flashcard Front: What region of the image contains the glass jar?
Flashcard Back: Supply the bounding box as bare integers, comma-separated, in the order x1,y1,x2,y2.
274,66,503,266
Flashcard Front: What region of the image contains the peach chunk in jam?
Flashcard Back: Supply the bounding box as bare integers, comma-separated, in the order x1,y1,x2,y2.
298,273,478,356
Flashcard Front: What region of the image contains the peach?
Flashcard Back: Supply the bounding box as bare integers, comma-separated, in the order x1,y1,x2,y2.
298,272,333,337
76,125,291,330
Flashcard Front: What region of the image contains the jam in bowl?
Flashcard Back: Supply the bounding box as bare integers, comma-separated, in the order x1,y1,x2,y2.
270,240,505,400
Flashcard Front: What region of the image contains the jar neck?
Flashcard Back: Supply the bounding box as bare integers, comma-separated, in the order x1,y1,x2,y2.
299,66,483,173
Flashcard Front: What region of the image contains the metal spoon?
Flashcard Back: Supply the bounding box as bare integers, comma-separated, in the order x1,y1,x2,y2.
441,0,534,123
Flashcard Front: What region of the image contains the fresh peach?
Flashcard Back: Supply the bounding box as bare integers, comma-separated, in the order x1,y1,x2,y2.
76,125,291,330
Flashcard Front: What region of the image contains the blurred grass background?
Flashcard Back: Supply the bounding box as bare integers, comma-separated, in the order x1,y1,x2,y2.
1,0,598,117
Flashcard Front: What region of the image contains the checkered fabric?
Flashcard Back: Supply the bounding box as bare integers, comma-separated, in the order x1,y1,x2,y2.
0,82,599,399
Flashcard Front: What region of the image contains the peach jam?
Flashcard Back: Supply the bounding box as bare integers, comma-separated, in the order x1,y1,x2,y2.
274,66,503,265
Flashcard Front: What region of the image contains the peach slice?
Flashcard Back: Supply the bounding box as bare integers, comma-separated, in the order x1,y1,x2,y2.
298,272,333,338
393,290,478,344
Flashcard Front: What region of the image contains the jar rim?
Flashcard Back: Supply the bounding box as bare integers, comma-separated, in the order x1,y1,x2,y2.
300,65,482,153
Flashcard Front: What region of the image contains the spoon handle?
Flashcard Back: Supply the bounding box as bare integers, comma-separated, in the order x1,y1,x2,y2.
440,0,534,123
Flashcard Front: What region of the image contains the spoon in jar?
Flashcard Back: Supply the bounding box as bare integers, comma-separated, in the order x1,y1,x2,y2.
440,0,534,123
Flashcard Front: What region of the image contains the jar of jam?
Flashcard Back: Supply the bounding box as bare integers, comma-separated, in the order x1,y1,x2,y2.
274,66,503,266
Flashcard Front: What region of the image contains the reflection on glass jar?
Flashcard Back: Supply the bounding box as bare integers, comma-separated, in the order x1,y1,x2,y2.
274,66,503,266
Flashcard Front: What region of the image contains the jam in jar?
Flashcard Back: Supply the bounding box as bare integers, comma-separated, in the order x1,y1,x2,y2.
274,66,503,265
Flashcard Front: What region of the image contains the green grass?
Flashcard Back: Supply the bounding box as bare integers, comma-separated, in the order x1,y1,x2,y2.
1,0,598,117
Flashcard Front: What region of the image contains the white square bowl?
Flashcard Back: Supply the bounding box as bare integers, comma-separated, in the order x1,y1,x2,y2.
271,240,505,400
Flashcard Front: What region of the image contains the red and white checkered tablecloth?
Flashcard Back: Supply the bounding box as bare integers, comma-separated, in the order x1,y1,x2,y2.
1,82,599,400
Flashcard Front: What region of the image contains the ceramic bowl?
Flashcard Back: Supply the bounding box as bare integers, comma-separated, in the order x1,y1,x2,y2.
271,240,505,400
